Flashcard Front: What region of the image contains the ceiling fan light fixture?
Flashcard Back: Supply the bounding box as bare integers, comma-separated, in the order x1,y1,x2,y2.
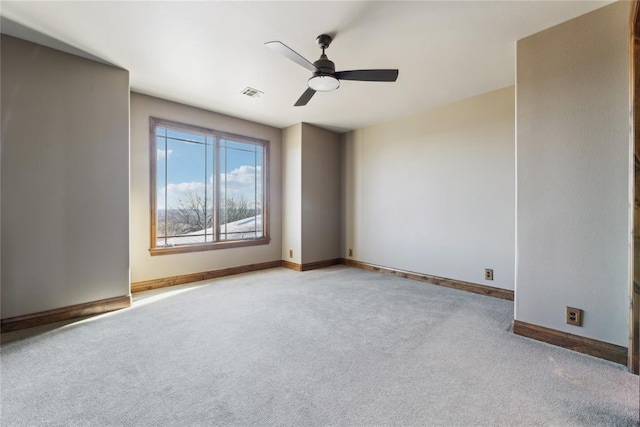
308,74,340,92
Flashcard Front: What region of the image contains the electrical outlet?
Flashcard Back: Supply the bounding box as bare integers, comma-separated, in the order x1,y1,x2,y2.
289,249,293,258
484,268,493,281
348,249,353,257
566,307,583,326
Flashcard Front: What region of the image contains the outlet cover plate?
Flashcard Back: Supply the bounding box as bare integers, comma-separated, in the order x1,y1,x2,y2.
566,307,583,326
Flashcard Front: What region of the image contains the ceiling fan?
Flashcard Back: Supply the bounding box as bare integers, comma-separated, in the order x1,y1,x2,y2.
265,34,399,106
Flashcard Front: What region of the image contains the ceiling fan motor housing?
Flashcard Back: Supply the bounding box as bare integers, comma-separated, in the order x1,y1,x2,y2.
310,51,339,91
313,55,336,75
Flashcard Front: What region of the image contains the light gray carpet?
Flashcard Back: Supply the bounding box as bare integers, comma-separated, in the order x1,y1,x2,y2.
1,265,637,426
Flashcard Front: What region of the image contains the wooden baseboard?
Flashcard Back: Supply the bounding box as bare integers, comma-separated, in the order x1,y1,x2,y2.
281,260,302,271
282,258,342,272
131,260,283,293
1,295,132,333
134,258,340,293
302,258,342,271
342,259,514,301
513,320,628,366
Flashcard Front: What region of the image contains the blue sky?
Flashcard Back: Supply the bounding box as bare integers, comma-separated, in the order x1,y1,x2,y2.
156,129,263,210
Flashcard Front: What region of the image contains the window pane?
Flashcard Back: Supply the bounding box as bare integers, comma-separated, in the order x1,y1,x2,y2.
166,128,207,145
205,135,215,243
221,139,258,152
219,139,263,241
156,135,168,246
255,145,264,219
163,135,209,246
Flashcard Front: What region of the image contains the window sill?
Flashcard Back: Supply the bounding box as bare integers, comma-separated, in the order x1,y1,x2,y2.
149,236,270,256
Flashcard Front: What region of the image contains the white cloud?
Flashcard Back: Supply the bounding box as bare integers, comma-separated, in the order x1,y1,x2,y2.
157,149,173,159
220,165,262,197
166,182,206,193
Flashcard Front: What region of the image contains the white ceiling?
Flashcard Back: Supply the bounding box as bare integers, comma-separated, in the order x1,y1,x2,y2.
1,1,611,132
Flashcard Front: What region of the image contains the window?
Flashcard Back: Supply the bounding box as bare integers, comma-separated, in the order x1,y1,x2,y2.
150,117,269,255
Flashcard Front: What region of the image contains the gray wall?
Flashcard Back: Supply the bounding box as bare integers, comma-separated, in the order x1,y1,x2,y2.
342,87,515,290
282,123,341,265
1,35,130,319
130,93,283,283
301,124,341,264
516,1,630,346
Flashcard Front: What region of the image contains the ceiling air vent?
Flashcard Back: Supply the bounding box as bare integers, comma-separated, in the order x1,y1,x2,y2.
241,87,264,98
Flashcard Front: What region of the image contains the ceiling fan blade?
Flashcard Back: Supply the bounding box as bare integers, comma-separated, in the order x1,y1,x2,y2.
265,41,317,73
293,87,316,107
294,88,316,107
335,69,399,82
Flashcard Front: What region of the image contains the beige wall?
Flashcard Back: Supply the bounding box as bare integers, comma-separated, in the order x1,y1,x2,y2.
342,87,515,290
301,124,341,264
1,35,130,318
516,1,629,346
282,124,302,264
130,93,282,282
